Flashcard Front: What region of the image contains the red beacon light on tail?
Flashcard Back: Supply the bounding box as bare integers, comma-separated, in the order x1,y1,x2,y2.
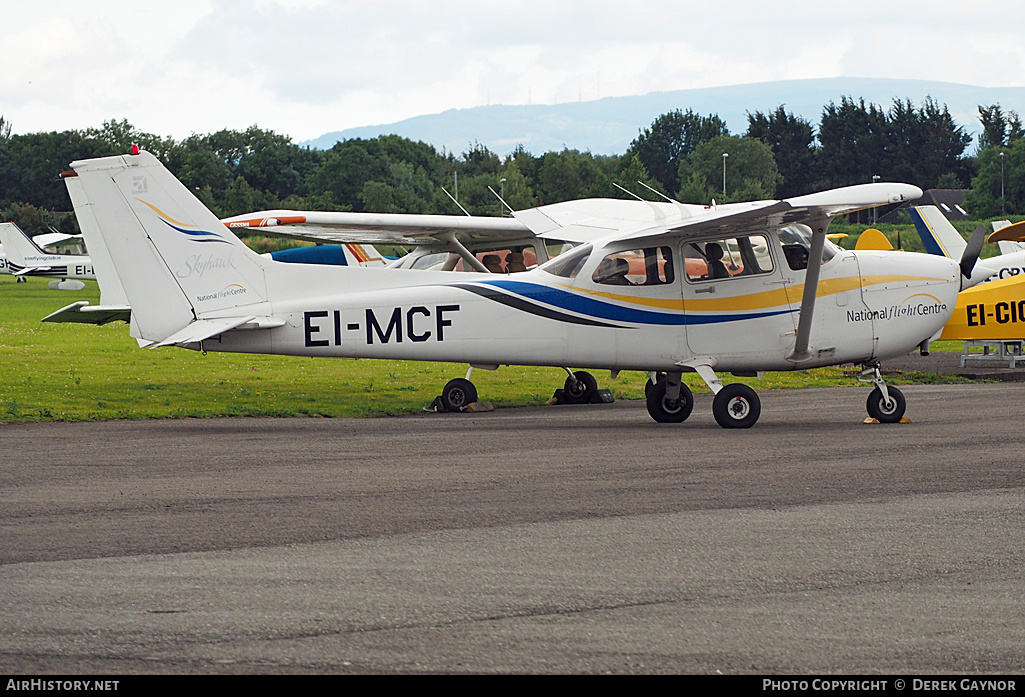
130,144,140,155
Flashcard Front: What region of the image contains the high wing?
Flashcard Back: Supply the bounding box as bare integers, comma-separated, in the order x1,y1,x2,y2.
221,209,532,247
514,183,923,244
515,183,922,364
988,218,1025,244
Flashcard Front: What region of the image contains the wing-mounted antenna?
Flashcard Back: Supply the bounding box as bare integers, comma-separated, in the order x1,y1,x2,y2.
441,187,472,217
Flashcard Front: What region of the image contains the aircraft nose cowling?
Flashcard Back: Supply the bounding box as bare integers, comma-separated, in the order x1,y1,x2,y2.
855,251,960,360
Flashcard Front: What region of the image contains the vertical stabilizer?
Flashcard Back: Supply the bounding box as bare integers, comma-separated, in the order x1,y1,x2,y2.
0,222,48,265
70,151,271,344
909,206,967,260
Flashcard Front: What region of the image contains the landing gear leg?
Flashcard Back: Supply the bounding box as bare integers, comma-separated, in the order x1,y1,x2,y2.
860,364,906,423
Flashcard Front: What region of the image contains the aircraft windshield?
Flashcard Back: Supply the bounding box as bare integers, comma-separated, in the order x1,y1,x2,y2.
540,244,591,279
777,224,838,270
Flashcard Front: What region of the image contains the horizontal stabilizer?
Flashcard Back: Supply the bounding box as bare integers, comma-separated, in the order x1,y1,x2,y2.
150,316,286,348
42,301,131,325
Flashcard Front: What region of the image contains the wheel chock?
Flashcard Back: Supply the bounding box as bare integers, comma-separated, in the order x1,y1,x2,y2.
548,388,615,405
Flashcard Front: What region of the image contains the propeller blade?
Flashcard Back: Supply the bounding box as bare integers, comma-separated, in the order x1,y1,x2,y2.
960,223,986,280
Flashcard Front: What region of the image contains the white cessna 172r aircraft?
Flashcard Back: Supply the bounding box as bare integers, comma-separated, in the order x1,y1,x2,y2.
66,149,973,428
0,222,95,290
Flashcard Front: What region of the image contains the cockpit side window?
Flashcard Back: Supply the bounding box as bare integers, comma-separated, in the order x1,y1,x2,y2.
592,247,674,286
684,234,773,282
777,224,837,270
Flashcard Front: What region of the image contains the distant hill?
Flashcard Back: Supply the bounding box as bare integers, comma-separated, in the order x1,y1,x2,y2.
301,77,1025,156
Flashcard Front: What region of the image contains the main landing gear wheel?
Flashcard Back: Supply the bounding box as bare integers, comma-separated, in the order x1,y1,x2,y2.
441,378,478,412
866,385,905,423
712,384,761,429
645,378,694,423
563,371,598,404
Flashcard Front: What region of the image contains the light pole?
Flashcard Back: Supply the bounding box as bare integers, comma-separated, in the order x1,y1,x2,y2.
500,178,507,217
722,153,728,197
872,175,880,223
1000,151,1006,215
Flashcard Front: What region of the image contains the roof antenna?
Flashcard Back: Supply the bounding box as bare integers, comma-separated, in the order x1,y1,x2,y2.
637,180,692,217
613,182,645,201
487,185,514,216
636,180,675,203
441,187,472,217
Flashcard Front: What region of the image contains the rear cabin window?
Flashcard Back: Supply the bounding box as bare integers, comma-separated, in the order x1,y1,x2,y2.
684,234,773,282
592,247,674,286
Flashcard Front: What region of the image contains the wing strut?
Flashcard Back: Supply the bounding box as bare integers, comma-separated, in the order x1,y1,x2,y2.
436,231,491,273
788,222,828,362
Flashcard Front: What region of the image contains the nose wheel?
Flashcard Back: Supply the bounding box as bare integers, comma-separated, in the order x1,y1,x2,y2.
866,385,905,422
860,364,906,423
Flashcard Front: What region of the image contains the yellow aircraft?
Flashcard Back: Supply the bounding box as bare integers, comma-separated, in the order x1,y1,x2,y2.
858,209,1025,351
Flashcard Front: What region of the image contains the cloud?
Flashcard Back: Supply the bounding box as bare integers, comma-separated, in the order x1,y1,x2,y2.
1,0,1024,141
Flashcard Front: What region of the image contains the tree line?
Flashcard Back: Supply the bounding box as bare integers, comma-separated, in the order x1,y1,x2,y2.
0,96,1022,235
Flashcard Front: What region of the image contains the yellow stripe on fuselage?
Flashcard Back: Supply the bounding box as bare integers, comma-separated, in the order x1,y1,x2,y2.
560,274,947,313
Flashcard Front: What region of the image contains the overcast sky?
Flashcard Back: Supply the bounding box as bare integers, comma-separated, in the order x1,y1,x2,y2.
4,0,1024,142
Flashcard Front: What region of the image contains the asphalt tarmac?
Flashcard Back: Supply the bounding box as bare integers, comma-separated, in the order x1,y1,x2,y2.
1,383,1022,674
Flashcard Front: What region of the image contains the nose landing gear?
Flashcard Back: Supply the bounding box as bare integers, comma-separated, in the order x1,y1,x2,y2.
860,364,906,423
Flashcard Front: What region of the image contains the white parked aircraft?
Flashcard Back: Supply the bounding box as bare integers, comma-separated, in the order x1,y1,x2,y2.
909,206,1014,281
67,150,969,427
0,222,95,290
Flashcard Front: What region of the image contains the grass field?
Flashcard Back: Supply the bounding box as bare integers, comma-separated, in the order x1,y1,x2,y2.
0,276,974,423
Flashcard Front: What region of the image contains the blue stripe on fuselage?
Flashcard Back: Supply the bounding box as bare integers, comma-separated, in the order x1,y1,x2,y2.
466,278,794,326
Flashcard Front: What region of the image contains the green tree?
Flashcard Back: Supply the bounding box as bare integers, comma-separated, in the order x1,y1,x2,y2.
536,149,612,204
627,109,729,195
978,104,1024,150
677,135,780,204
308,139,389,211
498,160,535,211
746,106,816,197
817,97,889,188
965,141,1025,217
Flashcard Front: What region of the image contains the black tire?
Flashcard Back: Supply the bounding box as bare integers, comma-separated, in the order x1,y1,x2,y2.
645,378,693,423
866,385,905,423
563,371,598,404
441,378,478,412
712,383,761,429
